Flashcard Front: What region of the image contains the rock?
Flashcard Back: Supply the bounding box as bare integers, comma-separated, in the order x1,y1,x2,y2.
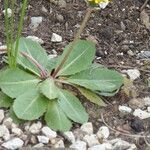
3,117,13,129
29,122,42,134
64,131,75,143
133,109,150,119
58,0,66,8
0,109,4,123
126,69,140,80
83,134,99,147
73,129,86,140
127,50,134,56
51,33,62,42
41,6,48,13
148,107,150,112
54,139,65,148
128,98,144,109
33,143,44,148
97,126,110,139
2,138,24,150
0,125,10,141
26,36,44,44
143,97,150,106
112,139,131,150
118,105,132,114
0,45,7,54
70,140,87,150
56,14,64,22
3,8,12,18
12,128,23,136
30,17,43,30
88,143,112,150
138,51,150,59
37,135,49,144
127,144,137,150
80,122,93,135
41,126,57,139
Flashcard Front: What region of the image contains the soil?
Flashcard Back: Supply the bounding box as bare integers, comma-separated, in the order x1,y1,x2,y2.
0,0,150,149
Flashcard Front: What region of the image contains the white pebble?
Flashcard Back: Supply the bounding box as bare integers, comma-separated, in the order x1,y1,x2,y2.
0,109,4,123
3,8,12,18
0,125,10,141
26,36,44,44
3,117,13,129
97,126,110,139
70,140,87,150
54,139,65,148
133,109,150,119
30,17,43,30
147,107,150,113
41,126,57,139
51,33,62,42
12,128,23,136
80,122,93,135
83,134,99,147
2,138,24,150
126,69,140,80
29,122,42,134
64,131,75,143
143,97,150,106
37,135,49,144
88,143,112,150
33,143,44,148
118,105,132,113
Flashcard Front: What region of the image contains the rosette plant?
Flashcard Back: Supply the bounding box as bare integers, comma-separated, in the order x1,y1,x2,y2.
0,0,123,131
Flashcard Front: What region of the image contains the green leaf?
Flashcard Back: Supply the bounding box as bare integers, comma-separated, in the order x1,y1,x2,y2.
15,37,48,76
0,68,40,98
13,89,48,120
97,91,118,97
45,100,72,131
0,92,12,108
77,87,106,106
56,40,96,76
40,78,59,100
67,67,123,92
58,90,88,124
9,107,23,124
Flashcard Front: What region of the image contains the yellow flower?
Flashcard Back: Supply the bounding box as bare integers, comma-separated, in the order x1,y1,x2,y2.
88,0,110,4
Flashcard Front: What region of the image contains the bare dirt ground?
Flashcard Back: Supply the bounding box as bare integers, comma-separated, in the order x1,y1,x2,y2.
0,0,150,149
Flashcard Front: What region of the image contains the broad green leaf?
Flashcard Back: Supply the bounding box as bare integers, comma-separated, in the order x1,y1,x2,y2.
15,37,48,76
56,40,96,76
0,92,12,108
13,89,48,120
9,107,23,124
40,78,59,100
46,57,59,73
58,90,88,124
67,67,123,92
45,100,72,131
77,87,106,106
0,68,40,98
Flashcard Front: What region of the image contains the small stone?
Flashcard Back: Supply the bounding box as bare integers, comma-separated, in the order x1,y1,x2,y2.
26,36,44,44
12,128,23,136
133,109,150,119
3,8,12,18
70,140,87,150
112,140,131,150
33,143,44,148
118,105,132,114
127,144,137,150
30,17,43,30
29,122,42,134
121,45,129,52
147,107,150,112
41,126,57,139
54,139,65,148
37,135,49,144
3,117,13,129
41,6,48,13
73,129,86,140
30,135,37,144
88,143,112,150
126,69,140,80
51,33,62,42
127,50,134,56
56,14,64,22
0,109,4,123
64,131,75,143
128,98,144,109
83,134,99,147
97,126,110,139
11,123,18,129
2,138,24,150
80,122,93,135
0,45,7,54
143,97,150,106
58,0,66,8
0,125,10,141
20,134,28,141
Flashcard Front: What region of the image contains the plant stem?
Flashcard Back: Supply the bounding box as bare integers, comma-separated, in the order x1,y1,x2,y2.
14,0,28,67
20,51,47,78
52,8,93,78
